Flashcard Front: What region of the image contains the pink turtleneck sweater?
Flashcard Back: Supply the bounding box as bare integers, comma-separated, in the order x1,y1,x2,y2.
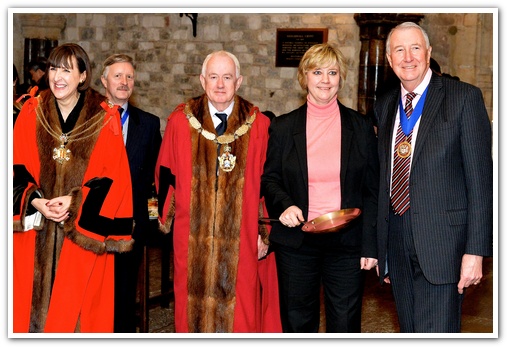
306,97,342,221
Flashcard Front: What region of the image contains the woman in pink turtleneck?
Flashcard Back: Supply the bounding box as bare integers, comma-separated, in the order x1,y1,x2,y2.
261,43,379,333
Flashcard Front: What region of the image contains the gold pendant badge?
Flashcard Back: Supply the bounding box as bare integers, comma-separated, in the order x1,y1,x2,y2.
53,145,71,164
396,141,411,158
218,145,236,172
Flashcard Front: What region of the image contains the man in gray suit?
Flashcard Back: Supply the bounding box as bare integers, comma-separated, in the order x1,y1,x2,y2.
375,22,492,333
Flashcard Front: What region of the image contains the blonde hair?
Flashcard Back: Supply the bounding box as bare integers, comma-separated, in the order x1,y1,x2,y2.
297,43,347,91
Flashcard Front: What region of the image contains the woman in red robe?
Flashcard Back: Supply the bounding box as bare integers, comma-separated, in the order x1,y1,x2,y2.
12,43,133,333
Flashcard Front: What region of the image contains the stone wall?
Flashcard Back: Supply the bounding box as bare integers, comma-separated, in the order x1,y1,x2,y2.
12,11,494,132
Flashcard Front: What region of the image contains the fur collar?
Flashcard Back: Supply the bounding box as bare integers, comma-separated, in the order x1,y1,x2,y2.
184,94,257,332
28,88,133,332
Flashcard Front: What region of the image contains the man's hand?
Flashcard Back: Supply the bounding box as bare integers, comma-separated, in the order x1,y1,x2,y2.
257,234,269,260
361,257,378,270
458,254,483,294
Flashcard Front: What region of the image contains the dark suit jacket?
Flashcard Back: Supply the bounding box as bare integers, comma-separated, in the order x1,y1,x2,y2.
114,104,161,332
375,73,493,285
261,101,379,256
125,104,162,242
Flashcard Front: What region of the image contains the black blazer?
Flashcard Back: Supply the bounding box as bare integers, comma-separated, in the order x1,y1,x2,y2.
375,73,493,284
125,104,162,242
261,101,379,256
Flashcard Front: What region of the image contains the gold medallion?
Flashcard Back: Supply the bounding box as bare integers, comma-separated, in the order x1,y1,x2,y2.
218,145,236,172
396,141,411,158
53,144,71,164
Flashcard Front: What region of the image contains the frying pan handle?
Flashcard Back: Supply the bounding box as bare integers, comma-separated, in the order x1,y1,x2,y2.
258,218,280,222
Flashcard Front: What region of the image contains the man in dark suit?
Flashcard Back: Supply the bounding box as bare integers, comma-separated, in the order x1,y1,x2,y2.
375,22,493,333
101,54,162,332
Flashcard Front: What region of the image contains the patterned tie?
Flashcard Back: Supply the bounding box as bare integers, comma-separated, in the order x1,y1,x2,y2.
118,107,126,144
215,113,227,136
391,92,416,216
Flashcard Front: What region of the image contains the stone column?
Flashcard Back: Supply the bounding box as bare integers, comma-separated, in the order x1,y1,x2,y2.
354,13,424,118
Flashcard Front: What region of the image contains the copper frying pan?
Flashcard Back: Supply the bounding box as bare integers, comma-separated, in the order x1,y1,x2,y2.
259,208,361,233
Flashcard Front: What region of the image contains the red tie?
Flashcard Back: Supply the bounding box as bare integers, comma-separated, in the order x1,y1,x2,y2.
391,92,416,216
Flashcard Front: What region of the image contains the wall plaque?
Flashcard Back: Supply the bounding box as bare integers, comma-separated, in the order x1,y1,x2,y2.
275,28,328,67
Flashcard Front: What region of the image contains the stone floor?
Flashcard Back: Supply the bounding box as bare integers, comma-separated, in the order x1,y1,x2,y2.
137,236,495,335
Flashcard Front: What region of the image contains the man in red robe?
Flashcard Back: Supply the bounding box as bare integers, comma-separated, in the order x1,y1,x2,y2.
155,51,281,333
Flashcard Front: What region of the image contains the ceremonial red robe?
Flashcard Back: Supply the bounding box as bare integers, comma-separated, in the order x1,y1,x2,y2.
12,88,133,333
156,94,281,333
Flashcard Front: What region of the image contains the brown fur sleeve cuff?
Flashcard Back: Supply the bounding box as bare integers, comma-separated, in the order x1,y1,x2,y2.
258,202,270,245
158,194,175,234
67,187,82,217
63,186,135,254
259,224,270,245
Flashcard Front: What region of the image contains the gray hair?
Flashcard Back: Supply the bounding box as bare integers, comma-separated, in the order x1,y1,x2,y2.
102,53,135,78
201,50,241,78
386,22,431,55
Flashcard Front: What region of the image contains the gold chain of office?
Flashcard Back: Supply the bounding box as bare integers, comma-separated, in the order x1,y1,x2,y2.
183,104,256,145
37,104,113,164
183,104,256,172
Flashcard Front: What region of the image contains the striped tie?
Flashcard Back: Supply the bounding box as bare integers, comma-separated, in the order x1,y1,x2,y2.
391,92,416,216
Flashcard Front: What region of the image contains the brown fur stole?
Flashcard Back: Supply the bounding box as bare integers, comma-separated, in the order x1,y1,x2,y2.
29,88,132,332
185,94,256,332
